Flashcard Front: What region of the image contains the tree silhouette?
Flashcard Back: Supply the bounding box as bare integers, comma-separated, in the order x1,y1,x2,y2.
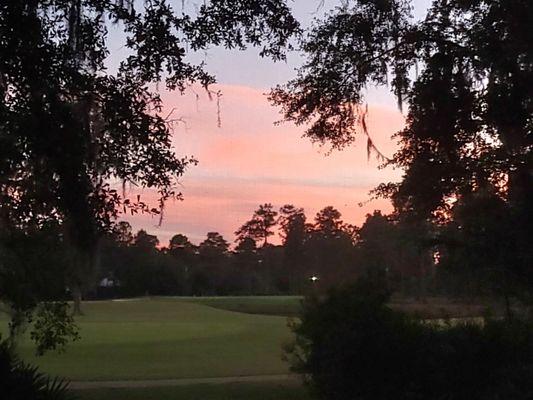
169,234,194,252
271,0,531,219
113,222,134,247
133,229,159,251
271,0,532,296
314,206,344,238
235,203,279,247
278,204,308,292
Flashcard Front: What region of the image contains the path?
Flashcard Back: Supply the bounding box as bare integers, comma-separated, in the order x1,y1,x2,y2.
69,374,300,390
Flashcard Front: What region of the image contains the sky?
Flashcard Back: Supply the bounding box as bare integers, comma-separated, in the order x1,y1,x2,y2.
118,0,431,246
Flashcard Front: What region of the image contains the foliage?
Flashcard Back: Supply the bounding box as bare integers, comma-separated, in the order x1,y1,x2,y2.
95,203,437,298
286,282,533,400
0,224,80,353
272,0,532,216
0,339,71,400
235,203,279,247
435,189,532,305
29,303,80,357
0,0,299,350
271,0,533,296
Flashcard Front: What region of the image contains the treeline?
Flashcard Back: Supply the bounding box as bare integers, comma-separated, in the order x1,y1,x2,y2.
93,203,438,298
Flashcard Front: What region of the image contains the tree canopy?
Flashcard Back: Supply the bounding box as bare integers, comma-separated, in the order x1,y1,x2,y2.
271,0,532,221
0,0,299,350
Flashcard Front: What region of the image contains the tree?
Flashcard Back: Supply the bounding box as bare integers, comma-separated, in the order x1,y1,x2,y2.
436,189,528,312
286,281,533,400
278,204,307,245
271,0,532,296
133,230,159,251
304,207,355,289
355,211,433,296
235,203,278,247
278,204,308,292
169,234,194,252
199,232,229,258
0,0,298,344
0,223,78,350
196,232,230,294
113,221,134,247
313,206,344,238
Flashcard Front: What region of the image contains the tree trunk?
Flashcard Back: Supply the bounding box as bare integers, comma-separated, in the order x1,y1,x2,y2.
72,284,84,315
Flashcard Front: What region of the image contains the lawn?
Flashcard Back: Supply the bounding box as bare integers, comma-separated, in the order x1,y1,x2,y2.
73,381,310,400
2,297,295,381
0,293,493,400
178,295,303,317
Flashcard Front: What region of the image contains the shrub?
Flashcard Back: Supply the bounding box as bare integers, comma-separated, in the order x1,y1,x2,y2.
286,281,533,400
0,339,71,400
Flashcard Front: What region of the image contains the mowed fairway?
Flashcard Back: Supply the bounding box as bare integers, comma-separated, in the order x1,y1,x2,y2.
6,297,298,381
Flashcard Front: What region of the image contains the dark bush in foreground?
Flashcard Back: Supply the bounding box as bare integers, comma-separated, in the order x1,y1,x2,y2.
286,282,533,400
0,340,71,400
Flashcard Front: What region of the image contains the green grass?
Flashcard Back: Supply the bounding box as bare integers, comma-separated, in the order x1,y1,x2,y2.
72,381,311,400
178,296,303,317
1,297,295,381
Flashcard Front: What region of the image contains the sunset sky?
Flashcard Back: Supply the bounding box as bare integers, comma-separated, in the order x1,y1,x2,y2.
119,0,431,246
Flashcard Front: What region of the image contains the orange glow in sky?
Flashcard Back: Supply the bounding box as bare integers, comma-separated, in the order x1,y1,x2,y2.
124,84,405,246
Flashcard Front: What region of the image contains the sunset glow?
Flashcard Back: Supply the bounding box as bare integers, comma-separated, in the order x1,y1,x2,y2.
125,84,406,245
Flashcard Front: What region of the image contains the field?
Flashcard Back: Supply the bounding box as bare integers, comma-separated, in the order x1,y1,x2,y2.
6,297,301,381
0,296,309,399
178,295,303,317
1,295,493,399
76,380,309,400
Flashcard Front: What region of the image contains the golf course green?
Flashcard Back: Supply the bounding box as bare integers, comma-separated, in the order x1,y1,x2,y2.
3,297,301,381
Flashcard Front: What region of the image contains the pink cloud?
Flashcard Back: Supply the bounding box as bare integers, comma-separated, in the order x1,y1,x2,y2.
124,84,405,246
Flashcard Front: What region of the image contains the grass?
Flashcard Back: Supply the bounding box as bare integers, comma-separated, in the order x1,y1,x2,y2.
0,295,495,385
178,296,303,317
72,381,310,400
1,297,294,381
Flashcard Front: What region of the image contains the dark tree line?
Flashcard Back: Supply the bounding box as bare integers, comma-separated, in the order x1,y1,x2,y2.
90,203,441,298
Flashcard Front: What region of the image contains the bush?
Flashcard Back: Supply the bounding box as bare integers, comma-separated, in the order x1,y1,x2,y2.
0,339,71,400
286,281,533,400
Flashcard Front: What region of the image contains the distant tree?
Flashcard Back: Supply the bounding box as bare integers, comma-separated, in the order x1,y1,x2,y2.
199,232,229,258
313,206,344,238
355,211,433,296
305,207,355,288
196,232,230,294
356,211,397,274
133,230,160,251
235,237,258,254
278,204,307,245
235,203,278,247
278,204,308,292
169,234,194,251
113,222,134,247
